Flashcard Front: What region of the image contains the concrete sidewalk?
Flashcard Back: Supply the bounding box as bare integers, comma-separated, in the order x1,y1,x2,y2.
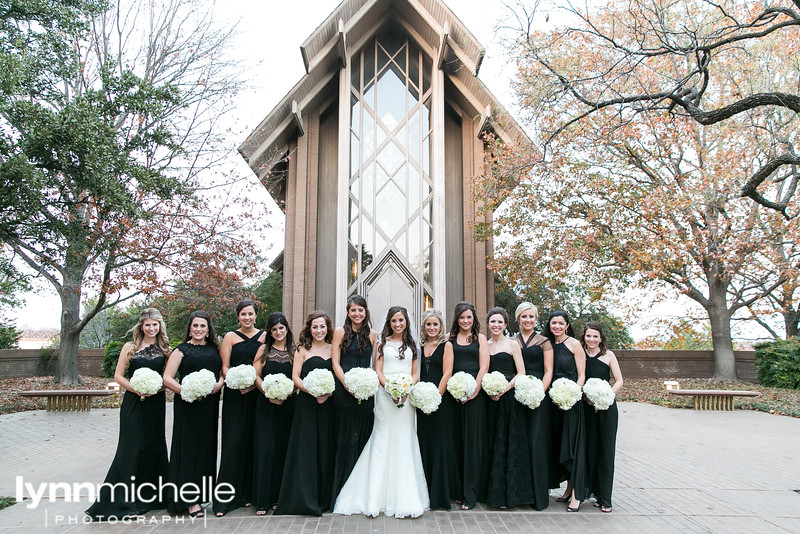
1,402,799,533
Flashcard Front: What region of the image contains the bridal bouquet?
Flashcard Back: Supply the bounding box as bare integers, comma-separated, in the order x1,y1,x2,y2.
181,369,216,402
262,373,295,401
384,372,413,408
514,375,545,409
344,367,380,404
225,364,257,390
129,368,162,398
447,371,477,402
303,368,335,397
548,377,582,410
583,378,615,410
481,371,509,397
409,381,442,414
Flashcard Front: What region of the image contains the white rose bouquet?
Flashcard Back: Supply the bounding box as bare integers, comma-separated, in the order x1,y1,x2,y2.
303,368,335,397
129,367,162,399
181,369,217,402
481,371,509,397
262,373,295,401
384,372,414,408
447,371,477,402
225,364,257,390
344,367,380,404
514,375,545,409
548,377,582,411
583,378,616,410
409,381,442,414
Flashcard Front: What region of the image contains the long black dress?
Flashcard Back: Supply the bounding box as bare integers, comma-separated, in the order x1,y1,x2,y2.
274,356,335,516
417,342,460,510
214,330,262,515
550,341,587,501
584,354,618,508
330,336,374,508
86,345,169,520
451,338,489,508
486,351,533,508
167,342,222,513
252,346,295,512
518,334,552,510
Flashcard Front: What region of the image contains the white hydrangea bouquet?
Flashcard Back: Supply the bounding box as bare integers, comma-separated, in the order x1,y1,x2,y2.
514,375,545,409
344,367,380,404
447,371,477,402
262,373,295,401
583,378,615,410
225,364,257,390
481,371,509,397
303,368,335,397
409,381,442,414
129,367,162,399
384,372,414,408
548,377,582,410
181,369,217,402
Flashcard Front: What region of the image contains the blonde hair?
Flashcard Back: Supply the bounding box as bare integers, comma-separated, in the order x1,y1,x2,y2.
129,308,170,354
515,302,538,322
419,308,447,345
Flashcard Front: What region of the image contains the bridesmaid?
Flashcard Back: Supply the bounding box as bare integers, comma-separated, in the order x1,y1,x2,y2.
514,302,553,510
214,299,266,517
330,294,377,508
582,321,623,513
416,308,460,510
274,311,335,516
252,312,296,515
544,310,587,512
86,308,170,520
449,301,489,510
485,307,533,509
163,311,224,518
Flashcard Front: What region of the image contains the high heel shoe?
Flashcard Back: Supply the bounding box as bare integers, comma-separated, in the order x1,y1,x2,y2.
566,501,581,512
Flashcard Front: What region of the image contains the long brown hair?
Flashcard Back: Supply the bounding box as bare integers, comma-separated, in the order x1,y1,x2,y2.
128,308,171,354
581,321,608,356
378,306,417,360
340,294,373,356
449,301,480,344
181,311,219,350
298,310,333,350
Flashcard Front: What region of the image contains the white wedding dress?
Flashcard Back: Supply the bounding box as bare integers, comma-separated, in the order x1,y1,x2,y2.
333,340,430,518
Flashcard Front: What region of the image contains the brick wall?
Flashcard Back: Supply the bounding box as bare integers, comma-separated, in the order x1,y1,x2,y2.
0,349,105,378
615,350,757,382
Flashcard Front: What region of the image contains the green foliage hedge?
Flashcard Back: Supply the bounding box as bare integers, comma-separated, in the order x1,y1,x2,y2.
754,338,800,390
103,341,123,378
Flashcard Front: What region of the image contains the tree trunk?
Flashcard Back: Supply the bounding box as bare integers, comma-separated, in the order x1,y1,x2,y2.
54,269,83,385
783,309,799,339
707,284,737,382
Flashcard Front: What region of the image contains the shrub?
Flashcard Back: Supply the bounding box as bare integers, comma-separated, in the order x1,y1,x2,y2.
754,338,800,390
102,341,124,378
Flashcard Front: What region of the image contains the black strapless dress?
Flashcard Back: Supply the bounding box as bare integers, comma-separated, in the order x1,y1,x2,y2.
584,354,618,508
86,345,169,520
519,335,551,510
550,342,587,501
214,330,262,514
417,342,460,509
167,342,222,513
486,351,533,508
451,338,489,508
274,356,335,516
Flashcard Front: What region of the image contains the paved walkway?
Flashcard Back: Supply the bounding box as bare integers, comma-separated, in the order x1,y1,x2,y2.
1,402,798,533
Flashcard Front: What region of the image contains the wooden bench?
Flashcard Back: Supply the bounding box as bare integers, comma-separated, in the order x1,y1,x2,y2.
667,389,761,411
18,390,117,412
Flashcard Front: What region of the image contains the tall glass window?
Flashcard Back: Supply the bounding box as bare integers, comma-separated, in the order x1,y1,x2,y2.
348,29,434,310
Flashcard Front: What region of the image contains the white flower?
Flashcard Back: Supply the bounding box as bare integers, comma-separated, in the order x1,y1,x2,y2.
225,364,258,390
548,377,582,410
181,369,216,402
514,375,545,409
384,372,414,407
447,371,477,402
129,367,162,397
262,373,295,401
409,381,442,414
481,370,509,397
583,378,616,410
344,367,380,403
303,368,335,397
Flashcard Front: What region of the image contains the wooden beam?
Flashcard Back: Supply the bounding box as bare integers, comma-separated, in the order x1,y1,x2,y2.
292,100,305,137
478,104,491,138
437,20,449,70
338,18,348,68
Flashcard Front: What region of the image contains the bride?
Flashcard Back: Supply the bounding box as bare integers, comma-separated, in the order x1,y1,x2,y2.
333,306,430,518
